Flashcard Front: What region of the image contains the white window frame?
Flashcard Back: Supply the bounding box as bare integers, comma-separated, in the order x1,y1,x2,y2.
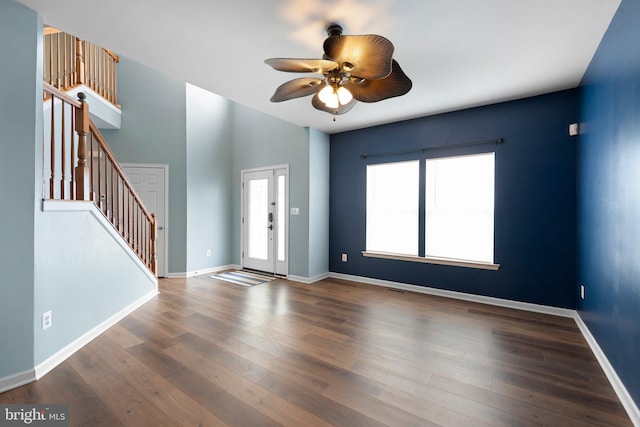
363,153,500,271
365,160,420,256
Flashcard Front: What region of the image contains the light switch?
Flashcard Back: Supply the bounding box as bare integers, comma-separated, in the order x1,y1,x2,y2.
290,207,299,215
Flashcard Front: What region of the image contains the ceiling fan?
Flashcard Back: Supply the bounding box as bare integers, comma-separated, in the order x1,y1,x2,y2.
265,24,412,116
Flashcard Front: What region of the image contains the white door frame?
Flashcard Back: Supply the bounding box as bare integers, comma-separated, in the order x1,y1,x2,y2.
122,163,169,278
241,165,289,276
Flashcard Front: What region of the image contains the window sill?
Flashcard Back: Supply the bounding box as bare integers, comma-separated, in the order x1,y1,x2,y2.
361,251,500,271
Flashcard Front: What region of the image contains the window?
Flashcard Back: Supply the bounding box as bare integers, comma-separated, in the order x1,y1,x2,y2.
366,161,419,255
426,153,494,263
365,153,497,269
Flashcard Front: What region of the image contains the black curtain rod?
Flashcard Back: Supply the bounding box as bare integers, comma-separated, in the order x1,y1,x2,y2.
360,137,504,159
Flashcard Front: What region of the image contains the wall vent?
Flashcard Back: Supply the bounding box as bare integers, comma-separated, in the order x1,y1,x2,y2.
385,288,407,294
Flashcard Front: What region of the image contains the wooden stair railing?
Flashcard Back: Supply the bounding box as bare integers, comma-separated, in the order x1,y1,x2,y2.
44,27,119,107
42,83,157,276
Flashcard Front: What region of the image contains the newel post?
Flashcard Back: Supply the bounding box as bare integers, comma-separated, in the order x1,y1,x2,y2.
150,213,158,277
75,92,91,201
75,37,85,85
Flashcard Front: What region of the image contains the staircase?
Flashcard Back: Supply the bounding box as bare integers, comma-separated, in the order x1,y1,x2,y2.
42,29,157,276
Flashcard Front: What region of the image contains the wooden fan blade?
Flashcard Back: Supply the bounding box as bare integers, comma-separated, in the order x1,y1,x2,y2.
344,60,412,103
270,77,323,102
323,34,394,80
311,93,357,115
265,58,338,73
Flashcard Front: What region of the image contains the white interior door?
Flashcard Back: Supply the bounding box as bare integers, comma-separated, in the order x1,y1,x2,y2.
242,167,288,275
123,164,168,277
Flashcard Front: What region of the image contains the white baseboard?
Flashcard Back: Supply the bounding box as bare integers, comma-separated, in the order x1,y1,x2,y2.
328,272,575,318
328,272,639,424
574,313,640,426
288,272,330,284
34,289,157,381
0,289,157,394
3,268,637,425
0,369,36,394
165,264,240,279
326,272,640,423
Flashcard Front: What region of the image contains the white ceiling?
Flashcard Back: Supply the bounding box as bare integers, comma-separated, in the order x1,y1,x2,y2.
18,0,621,134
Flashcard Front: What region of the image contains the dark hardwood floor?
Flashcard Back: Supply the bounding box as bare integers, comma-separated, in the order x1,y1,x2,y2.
1,275,633,426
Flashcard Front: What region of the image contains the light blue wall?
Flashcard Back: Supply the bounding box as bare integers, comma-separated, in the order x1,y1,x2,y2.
186,83,233,271
0,0,327,388
33,209,156,364
230,104,312,277
103,58,326,278
308,128,330,278
0,0,40,379
102,58,188,274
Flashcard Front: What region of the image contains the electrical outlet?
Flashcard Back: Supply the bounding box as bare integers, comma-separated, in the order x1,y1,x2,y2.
569,123,579,136
580,285,585,300
341,253,348,262
42,311,52,330
206,249,212,257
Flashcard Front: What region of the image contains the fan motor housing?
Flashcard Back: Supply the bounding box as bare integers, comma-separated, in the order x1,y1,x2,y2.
327,24,343,36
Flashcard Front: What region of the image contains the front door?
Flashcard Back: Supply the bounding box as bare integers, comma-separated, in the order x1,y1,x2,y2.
123,164,168,277
242,167,288,275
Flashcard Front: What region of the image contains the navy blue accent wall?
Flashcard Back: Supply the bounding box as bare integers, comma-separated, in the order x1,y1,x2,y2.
330,90,579,308
578,0,640,405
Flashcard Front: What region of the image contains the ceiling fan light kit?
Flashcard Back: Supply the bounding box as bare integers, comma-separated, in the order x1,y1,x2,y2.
265,24,412,117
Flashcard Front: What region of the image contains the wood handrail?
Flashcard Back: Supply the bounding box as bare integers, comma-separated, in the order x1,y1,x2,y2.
42,84,156,276
43,82,81,107
43,26,62,36
104,49,120,63
88,121,153,222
